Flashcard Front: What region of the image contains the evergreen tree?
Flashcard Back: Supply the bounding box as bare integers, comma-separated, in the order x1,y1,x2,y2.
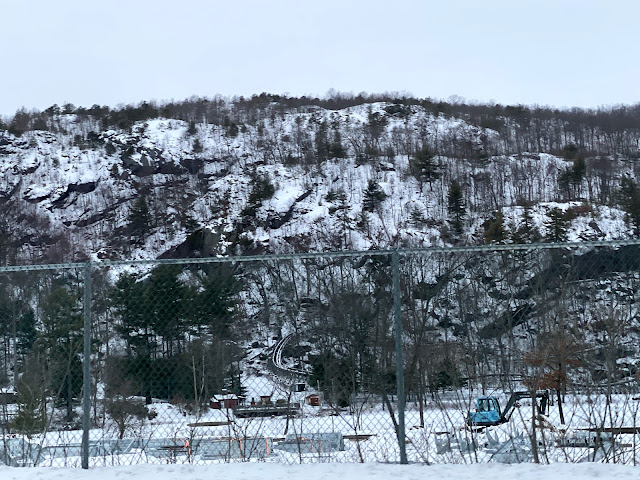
224,363,247,398
10,354,48,436
110,273,152,356
619,175,640,236
512,202,541,243
356,210,371,234
0,291,37,357
242,175,276,218
38,287,83,422
146,265,187,357
483,210,507,244
110,267,189,401
247,175,275,205
0,291,11,355
16,308,37,354
545,207,570,242
410,147,439,189
314,121,330,163
226,123,239,138
447,180,465,236
558,156,586,200
128,196,151,245
410,206,428,228
110,274,156,403
308,352,356,407
431,357,463,393
362,180,387,212
365,110,388,143
192,265,239,338
328,129,346,158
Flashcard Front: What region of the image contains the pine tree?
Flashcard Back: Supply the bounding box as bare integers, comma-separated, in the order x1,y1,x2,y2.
483,210,506,244
410,147,439,189
110,273,151,356
545,207,570,242
193,265,239,338
146,265,187,357
356,210,370,234
16,308,37,354
619,175,640,236
226,123,239,138
128,196,151,245
328,129,346,158
363,180,387,212
10,354,48,435
314,121,330,163
558,156,586,200
38,287,83,422
242,175,276,218
247,176,275,205
410,206,428,228
513,202,541,243
447,180,465,236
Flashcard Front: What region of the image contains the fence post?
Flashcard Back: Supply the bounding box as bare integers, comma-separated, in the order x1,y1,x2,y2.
392,251,407,464
81,262,92,469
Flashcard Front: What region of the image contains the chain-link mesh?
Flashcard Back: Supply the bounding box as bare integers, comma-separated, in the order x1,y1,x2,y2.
0,266,86,466
1,242,640,466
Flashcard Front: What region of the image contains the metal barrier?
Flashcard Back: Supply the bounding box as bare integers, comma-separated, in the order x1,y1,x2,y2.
1,241,640,467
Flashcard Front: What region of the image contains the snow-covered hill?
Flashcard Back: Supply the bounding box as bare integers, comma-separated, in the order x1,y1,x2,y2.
1,98,636,263
2,98,640,465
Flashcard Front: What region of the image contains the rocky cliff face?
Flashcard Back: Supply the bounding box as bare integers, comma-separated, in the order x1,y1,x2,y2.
0,99,636,264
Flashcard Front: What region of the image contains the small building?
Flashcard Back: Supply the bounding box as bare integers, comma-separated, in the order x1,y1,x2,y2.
209,394,239,410
305,394,321,407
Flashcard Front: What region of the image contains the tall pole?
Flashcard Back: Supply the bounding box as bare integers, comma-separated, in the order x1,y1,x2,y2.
81,262,92,469
392,251,407,464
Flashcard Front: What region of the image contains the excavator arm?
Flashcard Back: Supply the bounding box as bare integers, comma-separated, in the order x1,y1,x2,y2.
500,390,549,422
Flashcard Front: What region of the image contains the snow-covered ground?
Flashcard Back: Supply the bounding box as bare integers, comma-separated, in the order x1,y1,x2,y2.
1,460,638,480
4,390,639,468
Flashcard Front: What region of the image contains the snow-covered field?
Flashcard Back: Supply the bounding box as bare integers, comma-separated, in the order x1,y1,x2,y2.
1,460,639,480
5,390,640,468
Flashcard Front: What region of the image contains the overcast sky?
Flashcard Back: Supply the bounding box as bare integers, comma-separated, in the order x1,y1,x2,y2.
2,0,639,116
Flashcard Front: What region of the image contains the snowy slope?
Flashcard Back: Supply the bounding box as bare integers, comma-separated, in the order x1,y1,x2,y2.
0,100,634,264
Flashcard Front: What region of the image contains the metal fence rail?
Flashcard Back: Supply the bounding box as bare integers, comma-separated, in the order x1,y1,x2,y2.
1,241,640,467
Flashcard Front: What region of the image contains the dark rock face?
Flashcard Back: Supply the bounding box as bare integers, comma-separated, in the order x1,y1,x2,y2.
52,182,98,209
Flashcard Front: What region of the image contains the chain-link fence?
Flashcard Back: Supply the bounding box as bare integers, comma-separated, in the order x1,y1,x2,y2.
1,241,640,467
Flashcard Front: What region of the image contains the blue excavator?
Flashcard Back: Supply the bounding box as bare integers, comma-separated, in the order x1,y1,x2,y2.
467,390,550,427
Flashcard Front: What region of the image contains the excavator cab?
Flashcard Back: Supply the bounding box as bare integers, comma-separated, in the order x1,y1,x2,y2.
468,396,501,426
